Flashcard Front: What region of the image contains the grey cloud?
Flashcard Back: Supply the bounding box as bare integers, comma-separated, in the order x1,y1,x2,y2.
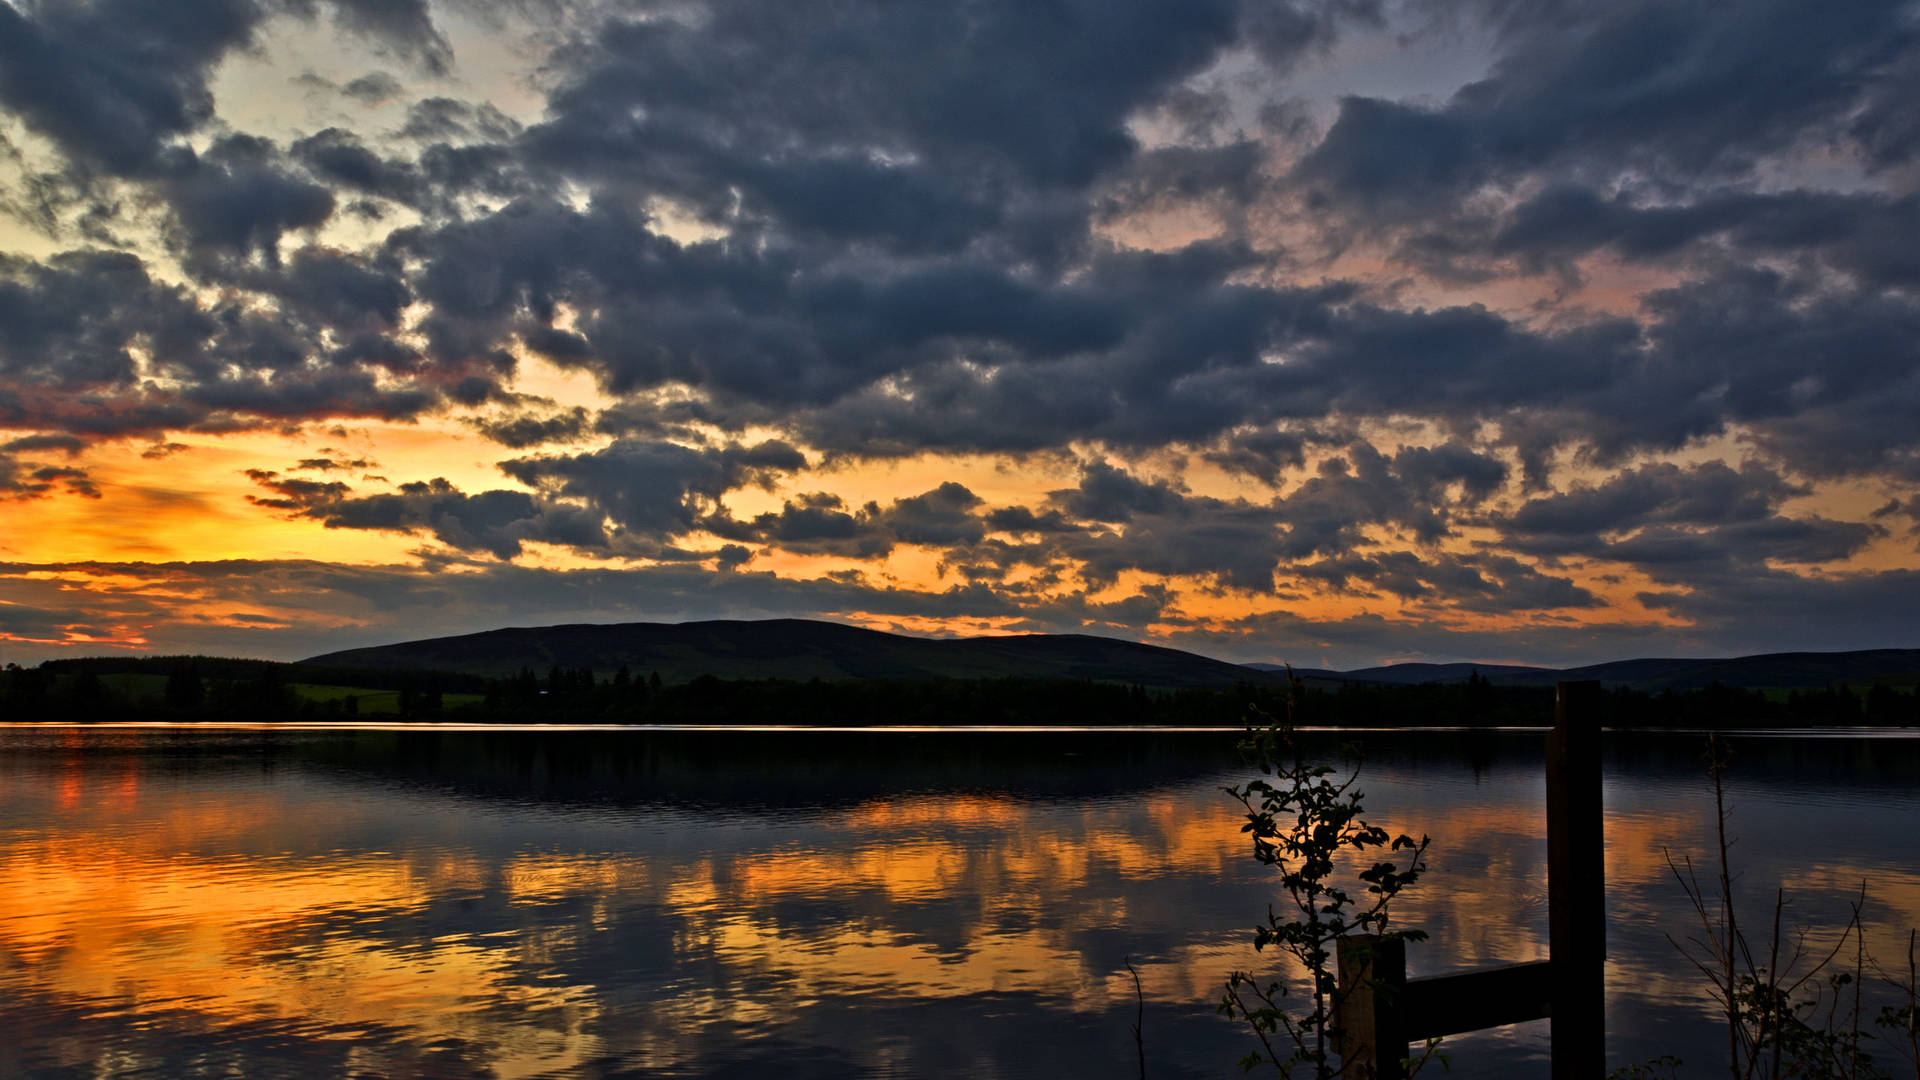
397,97,521,142
246,470,607,558
3,0,1917,667
532,0,1243,207
1051,462,1187,523
985,506,1086,536
1501,461,1882,572
712,492,889,559
708,482,987,560
0,0,253,176
0,556,1034,663
277,247,412,334
1603,518,1880,569
2,433,85,456
1872,495,1920,536
980,448,1513,591
471,407,592,449
499,438,808,539
1297,0,1920,217
0,1,453,179
0,244,461,442
340,72,405,105
1202,429,1310,486
1503,462,1801,538
1489,186,1920,286
4,547,1914,668
1294,549,1596,611
1636,567,1920,656
161,138,335,266
325,0,451,76
1267,442,1505,559
290,129,422,206
880,482,987,546
0,455,99,500
0,250,174,389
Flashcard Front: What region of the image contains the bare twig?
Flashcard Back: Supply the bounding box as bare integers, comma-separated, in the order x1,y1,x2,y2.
1126,956,1146,1080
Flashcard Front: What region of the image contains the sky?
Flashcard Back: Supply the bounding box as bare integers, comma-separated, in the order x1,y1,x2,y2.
1,0,1918,669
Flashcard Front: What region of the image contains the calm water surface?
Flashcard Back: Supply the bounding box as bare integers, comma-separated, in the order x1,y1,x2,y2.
3,726,1918,1079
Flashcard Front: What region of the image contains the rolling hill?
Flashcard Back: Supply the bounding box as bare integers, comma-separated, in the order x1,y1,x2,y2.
1248,649,1920,691
302,619,1919,693
301,618,1284,689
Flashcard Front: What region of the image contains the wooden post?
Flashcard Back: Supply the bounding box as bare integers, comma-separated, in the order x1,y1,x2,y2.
1336,935,1408,1080
1548,680,1605,1080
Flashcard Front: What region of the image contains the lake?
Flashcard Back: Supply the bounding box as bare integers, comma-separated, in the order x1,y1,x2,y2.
3,725,1917,1078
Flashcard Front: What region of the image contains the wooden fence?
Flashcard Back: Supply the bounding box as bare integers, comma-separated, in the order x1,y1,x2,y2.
1334,680,1605,1080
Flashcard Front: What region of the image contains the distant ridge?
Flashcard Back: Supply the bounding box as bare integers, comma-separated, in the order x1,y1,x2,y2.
1246,649,1920,692
302,618,1282,689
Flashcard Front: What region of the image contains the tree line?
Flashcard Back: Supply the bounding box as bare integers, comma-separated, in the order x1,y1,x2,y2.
5,657,1920,727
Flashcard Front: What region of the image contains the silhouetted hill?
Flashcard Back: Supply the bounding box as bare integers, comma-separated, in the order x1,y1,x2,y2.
1250,661,1554,684
1244,649,1920,691
301,618,1282,689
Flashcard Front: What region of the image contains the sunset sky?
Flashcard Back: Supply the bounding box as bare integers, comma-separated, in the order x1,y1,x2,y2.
3,0,1918,668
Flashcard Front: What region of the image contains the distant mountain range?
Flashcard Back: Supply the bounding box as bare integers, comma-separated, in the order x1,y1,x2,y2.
301,619,1920,692
1246,650,1920,692
303,618,1283,689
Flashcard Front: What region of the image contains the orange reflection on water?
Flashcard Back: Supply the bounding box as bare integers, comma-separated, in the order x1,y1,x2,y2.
0,785,605,1078
6,733,1919,1080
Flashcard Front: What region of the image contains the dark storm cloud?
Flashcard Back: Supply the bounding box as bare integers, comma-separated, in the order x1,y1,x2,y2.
0,557,1036,662
5,0,1920,667
1201,429,1311,485
0,244,445,443
1297,0,1920,217
1293,550,1596,611
0,0,254,176
292,456,372,471
984,506,1085,536
1603,518,1880,568
1051,462,1187,523
529,0,1241,208
1,433,85,456
470,407,592,449
290,129,423,206
273,247,413,334
1636,568,1920,656
8,0,1915,493
396,98,521,143
1490,188,1920,286
1632,271,1920,478
245,469,608,558
340,72,405,106
498,438,808,538
1503,462,1800,538
710,483,988,560
0,454,99,500
1873,496,1920,537
159,135,337,268
324,0,451,75
0,250,175,389
0,0,452,178
1263,442,1508,558
10,552,1904,667
999,450,1491,592
1500,462,1883,570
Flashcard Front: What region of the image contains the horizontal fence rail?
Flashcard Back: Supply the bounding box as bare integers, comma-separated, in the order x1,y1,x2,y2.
1334,681,1603,1080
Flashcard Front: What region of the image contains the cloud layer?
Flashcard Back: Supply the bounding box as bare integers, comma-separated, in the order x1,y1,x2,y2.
3,0,1918,666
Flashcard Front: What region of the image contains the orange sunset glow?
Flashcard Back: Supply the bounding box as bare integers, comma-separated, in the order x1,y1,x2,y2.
5,5,1920,1080
3,0,1918,670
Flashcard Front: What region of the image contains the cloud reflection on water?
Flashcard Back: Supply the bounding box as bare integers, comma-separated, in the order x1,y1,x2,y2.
1,729,1917,1078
